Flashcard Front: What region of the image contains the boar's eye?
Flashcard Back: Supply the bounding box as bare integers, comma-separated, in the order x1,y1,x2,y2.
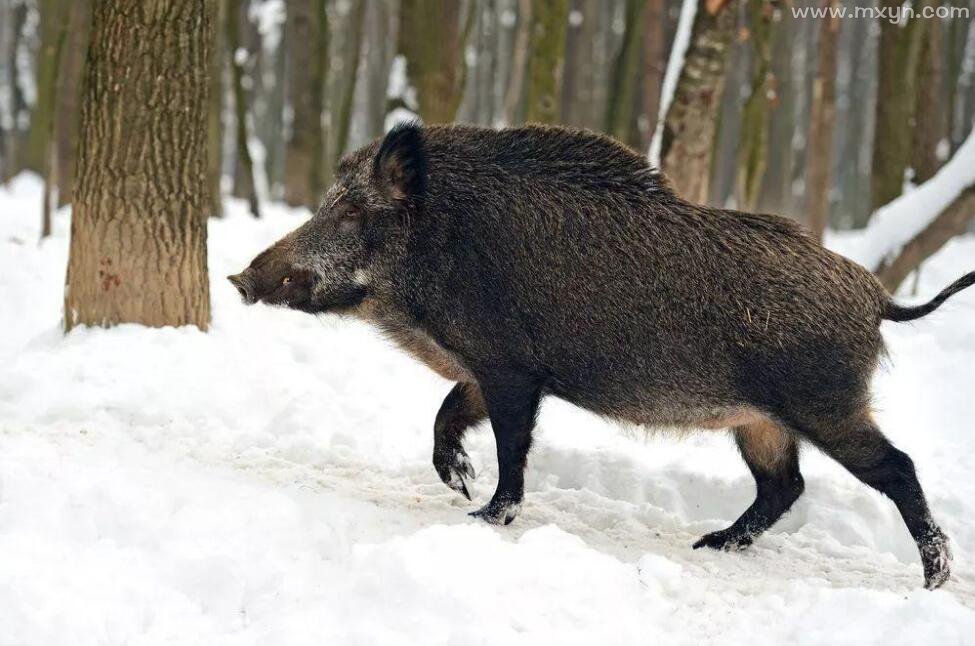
282,276,292,286
340,204,361,220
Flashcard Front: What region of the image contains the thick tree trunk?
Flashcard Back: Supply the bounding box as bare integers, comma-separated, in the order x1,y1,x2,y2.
226,0,261,218
870,0,930,211
523,0,569,124
605,0,646,145
804,0,839,239
398,0,469,123
660,0,737,204
735,0,775,212
874,186,975,292
64,0,211,332
283,0,327,209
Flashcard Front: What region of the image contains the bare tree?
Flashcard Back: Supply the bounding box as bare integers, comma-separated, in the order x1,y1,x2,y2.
805,0,839,239
64,0,211,331
207,0,227,218
912,9,948,185
54,0,92,208
870,0,930,210
283,0,328,209
523,0,569,124
605,0,647,146
735,0,775,212
398,0,473,123
227,0,261,218
503,0,532,125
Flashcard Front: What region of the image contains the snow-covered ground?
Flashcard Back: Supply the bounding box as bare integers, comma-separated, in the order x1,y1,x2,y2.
2,173,975,645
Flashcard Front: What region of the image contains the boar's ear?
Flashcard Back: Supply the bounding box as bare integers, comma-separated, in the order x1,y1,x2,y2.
373,121,427,204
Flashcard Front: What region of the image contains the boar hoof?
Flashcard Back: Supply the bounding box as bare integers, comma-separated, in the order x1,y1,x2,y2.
692,529,753,552
469,498,521,526
921,531,952,590
434,446,476,501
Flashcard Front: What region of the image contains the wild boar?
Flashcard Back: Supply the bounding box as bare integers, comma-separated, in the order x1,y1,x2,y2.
229,123,974,589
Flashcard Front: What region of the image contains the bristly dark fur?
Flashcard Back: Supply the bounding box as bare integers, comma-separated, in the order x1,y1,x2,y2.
231,123,971,590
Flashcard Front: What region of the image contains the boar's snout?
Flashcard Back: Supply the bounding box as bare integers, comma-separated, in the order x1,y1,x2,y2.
227,271,257,305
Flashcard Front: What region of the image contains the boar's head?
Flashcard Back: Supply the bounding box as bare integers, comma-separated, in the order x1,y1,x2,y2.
227,122,426,314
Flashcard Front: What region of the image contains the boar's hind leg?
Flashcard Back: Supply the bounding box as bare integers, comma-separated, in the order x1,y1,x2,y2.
694,420,804,551
804,411,952,590
433,382,487,500
468,375,543,525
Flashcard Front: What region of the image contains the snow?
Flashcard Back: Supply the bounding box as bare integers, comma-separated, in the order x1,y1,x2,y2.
840,128,975,271
2,173,975,644
648,0,698,167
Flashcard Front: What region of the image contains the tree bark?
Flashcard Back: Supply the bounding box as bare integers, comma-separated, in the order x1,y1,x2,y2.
523,0,569,124
735,0,775,212
23,0,66,174
874,186,975,292
40,0,69,239
398,0,470,123
54,0,92,208
912,7,947,185
207,0,226,217
502,0,533,125
870,0,930,211
226,0,261,218
329,0,366,175
804,0,839,239
283,0,327,209
660,0,738,204
605,0,647,145
63,0,211,332
636,0,666,152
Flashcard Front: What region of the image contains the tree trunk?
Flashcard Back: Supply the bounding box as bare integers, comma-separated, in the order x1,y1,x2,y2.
64,0,211,332
23,0,65,174
874,186,975,292
0,1,30,183
329,0,366,176
53,0,92,208
207,0,226,217
735,0,775,212
226,0,261,218
40,0,70,239
636,0,666,152
605,0,646,145
912,8,947,185
804,0,839,239
660,0,737,204
398,0,469,124
870,0,930,211
523,0,569,124
283,0,328,209
502,0,533,125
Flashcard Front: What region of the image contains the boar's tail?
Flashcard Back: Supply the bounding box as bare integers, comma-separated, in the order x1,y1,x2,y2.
884,271,975,322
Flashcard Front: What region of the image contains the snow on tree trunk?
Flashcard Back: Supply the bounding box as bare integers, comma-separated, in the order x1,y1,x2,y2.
849,128,975,278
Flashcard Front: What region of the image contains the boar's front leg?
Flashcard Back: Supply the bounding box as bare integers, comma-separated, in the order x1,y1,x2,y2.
433,382,487,500
468,375,543,525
